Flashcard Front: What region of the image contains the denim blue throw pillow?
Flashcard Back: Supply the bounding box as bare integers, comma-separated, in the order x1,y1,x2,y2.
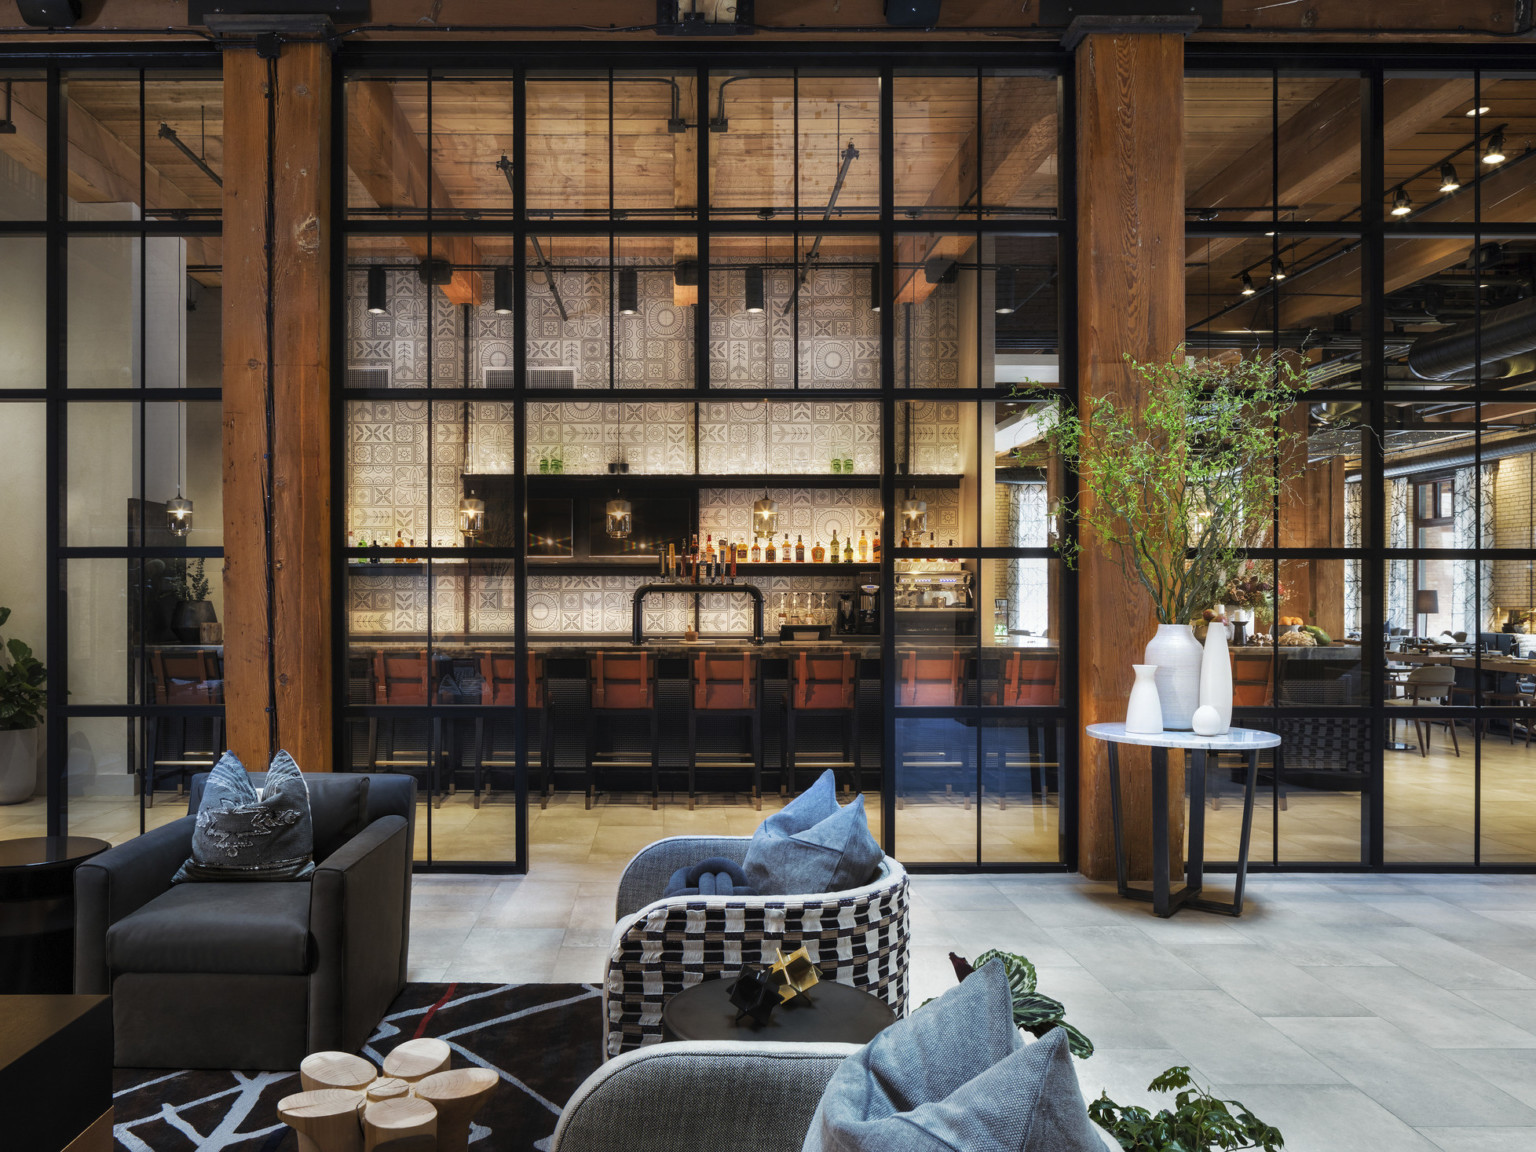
743,770,882,896
803,959,1104,1152
173,750,316,882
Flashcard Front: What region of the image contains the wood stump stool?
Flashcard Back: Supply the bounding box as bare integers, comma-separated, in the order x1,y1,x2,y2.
365,1077,411,1102
301,1052,378,1094
413,1068,498,1152
363,1097,437,1152
381,1038,452,1082
278,1089,366,1152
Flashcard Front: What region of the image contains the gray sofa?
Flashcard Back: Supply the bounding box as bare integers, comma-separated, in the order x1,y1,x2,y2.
75,771,415,1070
550,1040,1121,1152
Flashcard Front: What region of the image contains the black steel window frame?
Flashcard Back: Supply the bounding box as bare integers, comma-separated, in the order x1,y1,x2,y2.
330,46,1078,873
0,47,225,841
1184,46,1536,873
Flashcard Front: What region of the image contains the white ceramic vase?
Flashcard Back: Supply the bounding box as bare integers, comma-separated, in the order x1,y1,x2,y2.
0,726,38,805
1125,664,1164,734
1145,623,1204,730
1198,618,1233,735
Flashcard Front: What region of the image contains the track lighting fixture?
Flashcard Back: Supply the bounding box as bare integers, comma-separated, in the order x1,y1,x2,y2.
1271,258,1287,282
744,265,765,314
1483,131,1506,165
1439,162,1461,193
366,266,387,314
618,268,639,315
1240,273,1256,297
1466,105,1490,117
869,265,881,313
994,265,1016,315
1391,186,1413,217
493,266,513,315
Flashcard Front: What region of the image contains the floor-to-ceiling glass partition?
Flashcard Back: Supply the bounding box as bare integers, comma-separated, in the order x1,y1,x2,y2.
0,61,225,843
335,57,1071,869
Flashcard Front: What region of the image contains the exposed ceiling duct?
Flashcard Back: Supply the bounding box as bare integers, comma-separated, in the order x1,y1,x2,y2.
1407,295,1536,382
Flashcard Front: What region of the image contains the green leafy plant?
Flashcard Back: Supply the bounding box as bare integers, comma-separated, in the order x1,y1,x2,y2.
0,606,48,731
949,949,1095,1059
1089,1065,1284,1151
175,558,211,603
1035,350,1307,624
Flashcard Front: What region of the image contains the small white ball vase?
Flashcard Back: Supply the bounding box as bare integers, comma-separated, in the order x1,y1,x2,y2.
1191,705,1224,737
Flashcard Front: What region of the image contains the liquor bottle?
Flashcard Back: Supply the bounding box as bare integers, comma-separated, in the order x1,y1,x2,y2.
764,535,777,563
795,535,805,563
667,541,676,579
370,539,381,565
872,530,881,564
782,534,792,562
829,530,841,563
858,529,869,563
394,531,405,562
346,530,355,553
844,535,854,564
408,538,419,563
737,539,749,564
751,536,762,563
811,540,826,563
705,534,715,567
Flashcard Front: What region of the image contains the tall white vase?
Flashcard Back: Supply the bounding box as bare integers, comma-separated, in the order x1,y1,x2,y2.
1124,664,1164,734
1198,619,1233,735
1144,623,1203,730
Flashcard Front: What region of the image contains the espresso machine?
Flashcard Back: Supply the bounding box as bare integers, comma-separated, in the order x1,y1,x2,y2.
858,584,880,634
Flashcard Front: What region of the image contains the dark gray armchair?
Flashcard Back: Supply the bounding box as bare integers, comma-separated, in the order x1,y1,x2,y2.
75,771,415,1070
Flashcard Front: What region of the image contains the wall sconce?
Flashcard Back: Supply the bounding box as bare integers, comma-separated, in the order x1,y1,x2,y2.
673,259,699,308
606,496,633,539
493,266,513,314
900,497,928,536
744,265,765,314
366,266,388,314
166,495,194,538
753,494,779,537
618,267,639,315
458,492,485,542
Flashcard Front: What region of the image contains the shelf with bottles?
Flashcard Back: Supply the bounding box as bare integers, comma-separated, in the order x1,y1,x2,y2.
524,473,962,491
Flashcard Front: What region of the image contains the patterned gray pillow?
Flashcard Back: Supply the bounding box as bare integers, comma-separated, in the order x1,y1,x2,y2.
173,750,316,882
803,959,1104,1152
743,769,883,896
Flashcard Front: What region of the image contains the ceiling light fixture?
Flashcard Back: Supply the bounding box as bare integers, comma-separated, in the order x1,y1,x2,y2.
1483,131,1506,165
1439,162,1461,193
1466,105,1490,117
994,265,1016,315
493,266,513,314
1271,258,1287,282
754,400,778,536
869,265,881,313
618,267,639,315
1240,273,1256,297
673,258,699,308
744,265,765,314
1391,186,1413,217
366,266,387,314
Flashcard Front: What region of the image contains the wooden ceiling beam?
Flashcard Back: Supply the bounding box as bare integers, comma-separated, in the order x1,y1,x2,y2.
347,80,482,306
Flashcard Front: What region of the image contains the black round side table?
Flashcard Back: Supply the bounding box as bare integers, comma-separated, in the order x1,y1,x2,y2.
0,836,111,994
662,977,896,1045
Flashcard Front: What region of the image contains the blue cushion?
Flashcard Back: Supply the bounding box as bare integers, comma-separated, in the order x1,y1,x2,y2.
743,770,883,896
173,750,316,883
663,856,758,898
803,959,1103,1152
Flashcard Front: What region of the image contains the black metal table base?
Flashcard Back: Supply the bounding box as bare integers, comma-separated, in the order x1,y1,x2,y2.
1107,745,1258,917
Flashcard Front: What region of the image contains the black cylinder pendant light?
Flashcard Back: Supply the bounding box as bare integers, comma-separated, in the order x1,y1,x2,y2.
618,267,639,315
994,265,1016,315
869,264,881,313
744,265,765,314
366,266,388,314
493,266,513,314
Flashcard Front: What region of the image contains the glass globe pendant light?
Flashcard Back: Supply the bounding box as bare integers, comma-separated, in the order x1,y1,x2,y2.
167,400,192,537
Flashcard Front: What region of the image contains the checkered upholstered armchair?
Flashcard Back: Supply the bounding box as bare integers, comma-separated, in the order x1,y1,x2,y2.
604,835,910,1058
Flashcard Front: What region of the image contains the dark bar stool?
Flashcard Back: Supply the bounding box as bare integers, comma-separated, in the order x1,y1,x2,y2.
146,649,224,806
783,650,860,796
982,652,1061,808
590,651,660,810
688,652,762,811
897,649,965,706
476,651,549,808
368,649,443,805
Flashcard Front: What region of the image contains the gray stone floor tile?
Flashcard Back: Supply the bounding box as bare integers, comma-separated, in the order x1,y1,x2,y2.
1047,926,1217,992
1319,966,1536,1050
1416,1129,1536,1152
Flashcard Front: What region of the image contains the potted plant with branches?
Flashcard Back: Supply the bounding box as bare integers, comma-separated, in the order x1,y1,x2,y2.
171,557,217,644
0,607,48,804
1039,350,1306,728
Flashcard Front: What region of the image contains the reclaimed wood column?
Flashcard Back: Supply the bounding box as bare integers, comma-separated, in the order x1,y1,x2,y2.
1075,31,1186,880
223,42,334,771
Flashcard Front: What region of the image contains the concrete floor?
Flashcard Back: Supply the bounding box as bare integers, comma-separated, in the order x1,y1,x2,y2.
407,868,1536,1152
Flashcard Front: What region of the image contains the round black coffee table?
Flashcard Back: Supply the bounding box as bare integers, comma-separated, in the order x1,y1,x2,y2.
0,836,112,994
663,977,896,1044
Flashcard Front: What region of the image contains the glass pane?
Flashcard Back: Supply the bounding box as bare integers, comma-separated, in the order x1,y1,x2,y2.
698,400,879,476
1277,715,1369,864
527,75,609,220
1273,561,1363,704
67,717,147,845
347,76,431,219
68,558,135,706
992,236,1060,388
66,75,142,222
1383,73,1476,228
981,718,1063,863
1385,706,1474,863
894,71,977,220
68,234,199,389
526,401,695,475
708,72,793,217
797,73,879,221
980,561,1058,691
788,235,880,391
0,77,47,220
981,72,1058,218
143,74,224,220
986,400,1059,548
895,715,976,865
895,234,978,389
428,76,516,218
346,397,429,551
0,237,45,386
1480,730,1536,863
0,399,45,808
1279,402,1363,549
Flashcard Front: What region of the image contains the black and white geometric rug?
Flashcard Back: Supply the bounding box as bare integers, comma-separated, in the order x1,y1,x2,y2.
111,983,605,1151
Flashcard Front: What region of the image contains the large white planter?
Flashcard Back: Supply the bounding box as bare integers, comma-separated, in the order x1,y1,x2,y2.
0,726,38,805
1144,623,1203,730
